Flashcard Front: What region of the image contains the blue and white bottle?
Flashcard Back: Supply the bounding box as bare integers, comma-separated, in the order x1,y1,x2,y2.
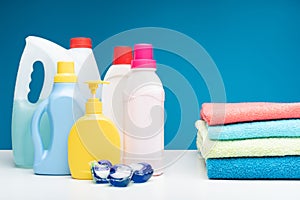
31,61,82,175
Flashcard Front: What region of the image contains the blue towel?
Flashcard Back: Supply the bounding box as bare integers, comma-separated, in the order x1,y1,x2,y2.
208,119,300,140
206,156,300,179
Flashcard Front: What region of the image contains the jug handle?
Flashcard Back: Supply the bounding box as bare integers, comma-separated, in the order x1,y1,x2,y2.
31,99,49,164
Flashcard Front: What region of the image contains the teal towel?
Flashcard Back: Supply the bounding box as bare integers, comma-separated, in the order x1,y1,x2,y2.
207,119,300,140
206,156,300,179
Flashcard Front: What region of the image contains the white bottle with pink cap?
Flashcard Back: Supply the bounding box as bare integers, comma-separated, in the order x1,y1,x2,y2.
123,44,165,175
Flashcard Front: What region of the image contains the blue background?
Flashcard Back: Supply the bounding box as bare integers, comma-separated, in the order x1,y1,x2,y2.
1,0,299,150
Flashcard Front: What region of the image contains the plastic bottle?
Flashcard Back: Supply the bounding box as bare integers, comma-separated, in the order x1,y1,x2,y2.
68,80,121,180
68,37,101,112
12,36,71,168
12,36,100,168
31,62,80,175
123,44,165,176
102,46,132,151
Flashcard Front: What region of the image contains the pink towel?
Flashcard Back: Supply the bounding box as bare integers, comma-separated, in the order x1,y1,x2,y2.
201,102,300,125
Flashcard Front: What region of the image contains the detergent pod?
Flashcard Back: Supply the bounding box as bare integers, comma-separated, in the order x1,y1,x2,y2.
108,164,133,187
90,160,112,184
130,163,154,183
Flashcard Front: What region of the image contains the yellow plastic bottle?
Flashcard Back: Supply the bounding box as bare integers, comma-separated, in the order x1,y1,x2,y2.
68,80,121,180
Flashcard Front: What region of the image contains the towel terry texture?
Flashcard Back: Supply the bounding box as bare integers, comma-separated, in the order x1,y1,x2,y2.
201,102,300,126
196,120,300,159
207,119,300,140
198,102,300,179
206,156,300,179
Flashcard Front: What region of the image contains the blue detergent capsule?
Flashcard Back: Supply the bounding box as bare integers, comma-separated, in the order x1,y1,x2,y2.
108,164,133,187
130,163,154,183
90,160,112,184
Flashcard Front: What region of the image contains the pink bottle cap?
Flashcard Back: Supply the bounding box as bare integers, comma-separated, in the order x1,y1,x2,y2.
131,44,156,69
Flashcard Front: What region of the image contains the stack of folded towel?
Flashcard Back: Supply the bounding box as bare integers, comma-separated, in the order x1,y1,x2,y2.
196,102,300,179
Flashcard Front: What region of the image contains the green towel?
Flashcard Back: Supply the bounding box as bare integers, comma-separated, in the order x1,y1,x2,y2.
195,120,300,159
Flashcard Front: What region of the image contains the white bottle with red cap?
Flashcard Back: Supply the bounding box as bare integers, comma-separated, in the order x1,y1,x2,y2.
123,44,165,176
69,38,101,110
102,46,132,151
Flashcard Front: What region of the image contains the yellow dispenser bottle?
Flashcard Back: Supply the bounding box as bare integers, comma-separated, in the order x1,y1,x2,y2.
68,80,121,180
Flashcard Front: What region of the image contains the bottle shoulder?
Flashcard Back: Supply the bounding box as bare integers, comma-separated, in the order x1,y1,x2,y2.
76,114,115,123
125,71,163,90
127,70,161,82
49,84,76,99
68,48,92,56
73,114,119,134
104,65,131,80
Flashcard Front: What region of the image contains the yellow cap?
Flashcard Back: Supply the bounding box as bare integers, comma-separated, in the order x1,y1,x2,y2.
85,80,109,114
54,62,77,83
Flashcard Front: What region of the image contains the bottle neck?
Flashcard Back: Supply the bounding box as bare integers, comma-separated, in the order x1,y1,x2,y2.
53,82,76,89
131,68,156,72
53,82,75,86
69,48,92,53
85,98,102,114
51,82,76,94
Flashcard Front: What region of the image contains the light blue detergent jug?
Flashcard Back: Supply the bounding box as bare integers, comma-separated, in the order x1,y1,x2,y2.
31,61,81,175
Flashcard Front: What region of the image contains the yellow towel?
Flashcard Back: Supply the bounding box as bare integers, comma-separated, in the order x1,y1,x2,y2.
196,120,300,159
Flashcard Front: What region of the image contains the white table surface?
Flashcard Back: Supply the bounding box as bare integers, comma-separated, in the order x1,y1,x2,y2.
1,150,300,200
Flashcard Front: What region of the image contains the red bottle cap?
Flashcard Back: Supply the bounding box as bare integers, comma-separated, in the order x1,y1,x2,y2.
70,37,92,48
113,46,132,65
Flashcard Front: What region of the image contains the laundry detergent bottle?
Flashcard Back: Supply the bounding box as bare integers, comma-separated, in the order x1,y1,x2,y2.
12,36,100,168
12,36,71,168
123,44,165,176
68,37,101,111
68,80,121,180
102,46,132,151
31,61,80,175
